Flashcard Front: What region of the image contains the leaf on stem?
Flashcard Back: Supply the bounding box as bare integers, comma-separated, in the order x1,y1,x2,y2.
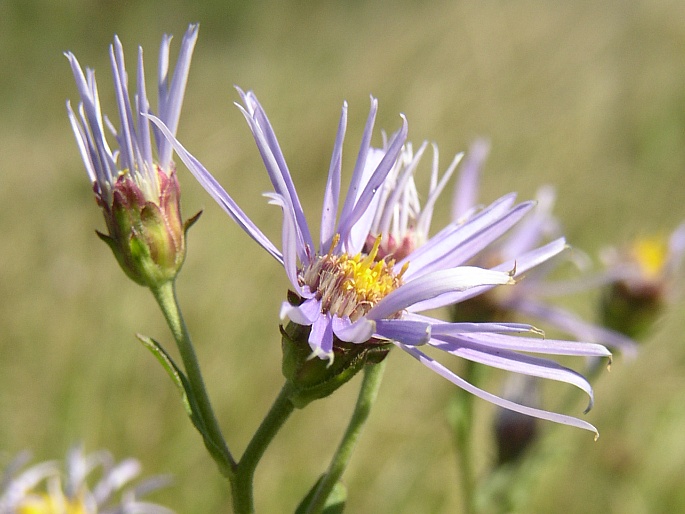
295,474,347,514
136,333,205,432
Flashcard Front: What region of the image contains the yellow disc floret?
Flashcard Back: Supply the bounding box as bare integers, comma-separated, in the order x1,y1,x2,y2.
339,236,401,303
17,492,88,514
632,236,667,279
301,236,407,321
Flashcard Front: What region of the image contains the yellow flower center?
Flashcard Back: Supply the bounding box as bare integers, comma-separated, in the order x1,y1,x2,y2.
632,237,667,279
17,493,87,514
339,237,401,302
301,236,407,321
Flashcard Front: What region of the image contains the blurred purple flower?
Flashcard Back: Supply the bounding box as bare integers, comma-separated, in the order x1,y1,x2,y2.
0,445,172,514
599,222,685,338
451,140,639,357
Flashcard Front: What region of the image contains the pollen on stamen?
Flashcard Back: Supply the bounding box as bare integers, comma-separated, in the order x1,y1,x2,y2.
299,235,406,321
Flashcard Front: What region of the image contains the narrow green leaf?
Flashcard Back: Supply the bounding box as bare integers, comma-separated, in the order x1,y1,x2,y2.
136,333,203,429
136,333,230,470
295,475,347,514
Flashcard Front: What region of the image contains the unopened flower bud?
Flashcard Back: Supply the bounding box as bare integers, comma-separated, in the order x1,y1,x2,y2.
98,167,199,288
66,24,199,288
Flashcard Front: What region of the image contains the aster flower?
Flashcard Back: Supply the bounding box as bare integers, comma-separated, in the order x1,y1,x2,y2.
599,222,685,339
149,90,611,434
0,446,172,514
450,140,639,357
65,24,200,288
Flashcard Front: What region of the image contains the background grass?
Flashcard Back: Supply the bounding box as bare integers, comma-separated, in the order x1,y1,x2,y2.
1,0,684,512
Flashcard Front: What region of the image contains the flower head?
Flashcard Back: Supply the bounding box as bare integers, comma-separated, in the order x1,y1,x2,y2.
0,446,172,514
150,91,611,434
599,222,685,338
66,24,200,288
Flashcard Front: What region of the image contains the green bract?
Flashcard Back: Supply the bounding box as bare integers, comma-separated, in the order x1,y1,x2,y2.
97,168,199,288
281,321,390,408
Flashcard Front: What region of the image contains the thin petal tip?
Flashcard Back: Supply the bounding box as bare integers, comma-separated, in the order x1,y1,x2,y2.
307,348,335,367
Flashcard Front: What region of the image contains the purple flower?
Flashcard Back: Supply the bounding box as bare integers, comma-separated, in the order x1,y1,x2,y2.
149,91,611,435
601,223,685,298
66,24,199,288
451,140,639,356
599,222,685,338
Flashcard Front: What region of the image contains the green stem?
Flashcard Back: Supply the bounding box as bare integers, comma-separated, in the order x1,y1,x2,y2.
151,281,235,477
232,382,296,514
451,360,480,514
304,360,387,514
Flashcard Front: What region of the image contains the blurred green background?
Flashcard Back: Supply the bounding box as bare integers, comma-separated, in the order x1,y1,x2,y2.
1,0,685,512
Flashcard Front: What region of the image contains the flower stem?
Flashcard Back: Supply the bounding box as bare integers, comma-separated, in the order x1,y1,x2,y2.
232,382,295,513
304,359,387,514
450,360,480,514
150,281,235,477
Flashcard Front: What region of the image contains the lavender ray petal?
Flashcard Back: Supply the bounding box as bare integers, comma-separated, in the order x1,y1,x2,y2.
408,238,567,312
146,114,284,264
404,193,516,270
332,315,376,344
109,37,137,173
374,319,431,346
430,336,596,411
338,96,378,233
65,53,116,183
85,69,119,180
235,113,310,262
320,102,347,253
403,312,544,335
451,138,489,220
404,313,538,335
135,47,154,170
415,147,463,238
1,461,60,504
397,344,599,436
157,23,198,167
667,221,685,276
156,34,172,121
402,200,534,281
396,192,519,277
494,237,568,274
346,148,386,253
339,115,408,252
236,90,314,255
377,141,429,237
513,298,637,357
434,322,538,334
280,297,321,326
78,103,116,188
369,267,514,320
441,331,611,358
266,193,304,293
309,314,334,360
66,101,97,184
500,185,558,259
